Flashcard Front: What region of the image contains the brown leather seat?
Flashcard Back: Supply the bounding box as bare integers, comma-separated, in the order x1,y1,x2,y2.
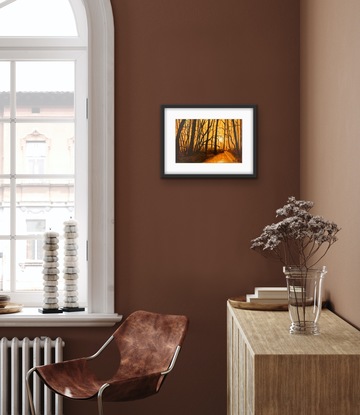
26,310,189,415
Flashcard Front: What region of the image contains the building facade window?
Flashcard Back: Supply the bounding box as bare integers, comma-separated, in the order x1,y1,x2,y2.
26,219,46,262
26,139,47,175
0,0,115,315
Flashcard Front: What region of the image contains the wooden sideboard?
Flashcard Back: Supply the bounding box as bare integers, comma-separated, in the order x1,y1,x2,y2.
227,301,360,415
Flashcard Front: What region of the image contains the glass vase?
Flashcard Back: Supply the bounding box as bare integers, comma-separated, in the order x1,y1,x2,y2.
283,266,327,335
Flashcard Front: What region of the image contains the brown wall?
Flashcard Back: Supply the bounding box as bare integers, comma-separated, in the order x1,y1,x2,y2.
0,1,300,414
113,0,299,413
300,0,360,328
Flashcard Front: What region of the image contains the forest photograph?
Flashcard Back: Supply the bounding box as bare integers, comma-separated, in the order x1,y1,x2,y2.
162,105,256,178
175,118,242,164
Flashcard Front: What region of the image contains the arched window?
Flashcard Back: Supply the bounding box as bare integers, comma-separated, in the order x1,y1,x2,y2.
0,0,115,321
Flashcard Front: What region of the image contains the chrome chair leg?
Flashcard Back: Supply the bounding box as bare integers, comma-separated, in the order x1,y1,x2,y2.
97,383,110,415
26,367,37,415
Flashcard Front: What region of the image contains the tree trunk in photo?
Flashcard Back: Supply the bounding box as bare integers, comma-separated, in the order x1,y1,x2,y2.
232,119,240,156
223,120,229,151
176,119,186,157
194,120,205,153
239,119,242,156
213,119,219,155
187,119,197,155
204,119,212,154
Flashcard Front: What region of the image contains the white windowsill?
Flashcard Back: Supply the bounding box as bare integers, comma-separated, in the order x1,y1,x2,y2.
0,307,123,327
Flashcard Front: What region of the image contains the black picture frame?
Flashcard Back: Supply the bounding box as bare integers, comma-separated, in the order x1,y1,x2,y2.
161,105,257,178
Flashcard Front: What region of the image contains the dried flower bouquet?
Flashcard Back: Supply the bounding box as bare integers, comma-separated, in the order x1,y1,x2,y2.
250,196,340,269
250,196,340,333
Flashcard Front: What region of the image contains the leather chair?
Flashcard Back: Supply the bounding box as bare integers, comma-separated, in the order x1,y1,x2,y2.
26,310,189,415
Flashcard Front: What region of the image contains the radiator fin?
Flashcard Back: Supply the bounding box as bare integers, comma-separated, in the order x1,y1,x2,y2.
0,337,64,415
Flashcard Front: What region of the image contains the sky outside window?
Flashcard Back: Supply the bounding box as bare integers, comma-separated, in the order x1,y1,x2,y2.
0,0,77,36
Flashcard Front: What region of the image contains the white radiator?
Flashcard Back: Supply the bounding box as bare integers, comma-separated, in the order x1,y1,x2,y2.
0,337,64,415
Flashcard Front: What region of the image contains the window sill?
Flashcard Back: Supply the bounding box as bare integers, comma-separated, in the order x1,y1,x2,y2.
0,307,123,327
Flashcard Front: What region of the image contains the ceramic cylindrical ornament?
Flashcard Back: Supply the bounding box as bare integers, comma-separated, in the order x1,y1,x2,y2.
39,230,62,313
62,219,84,312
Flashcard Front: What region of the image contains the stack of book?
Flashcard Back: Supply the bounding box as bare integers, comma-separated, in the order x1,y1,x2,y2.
246,287,288,304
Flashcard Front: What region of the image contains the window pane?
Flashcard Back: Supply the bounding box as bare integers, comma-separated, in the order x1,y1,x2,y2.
0,0,78,37
16,239,43,291
0,240,10,291
0,61,10,86
26,218,46,234
0,62,10,177
16,124,75,175
0,121,10,174
0,103,10,119
16,91,74,119
0,179,10,235
17,61,74,93
15,178,74,234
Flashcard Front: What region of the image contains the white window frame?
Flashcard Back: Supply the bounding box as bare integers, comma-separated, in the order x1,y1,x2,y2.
0,0,118,326
84,0,115,315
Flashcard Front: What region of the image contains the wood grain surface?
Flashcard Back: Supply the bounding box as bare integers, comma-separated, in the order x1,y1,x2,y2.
227,302,360,415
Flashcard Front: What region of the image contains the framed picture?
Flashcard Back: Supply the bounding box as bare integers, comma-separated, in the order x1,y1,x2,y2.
161,105,257,178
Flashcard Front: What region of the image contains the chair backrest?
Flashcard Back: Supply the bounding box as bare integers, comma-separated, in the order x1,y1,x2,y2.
112,310,189,378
